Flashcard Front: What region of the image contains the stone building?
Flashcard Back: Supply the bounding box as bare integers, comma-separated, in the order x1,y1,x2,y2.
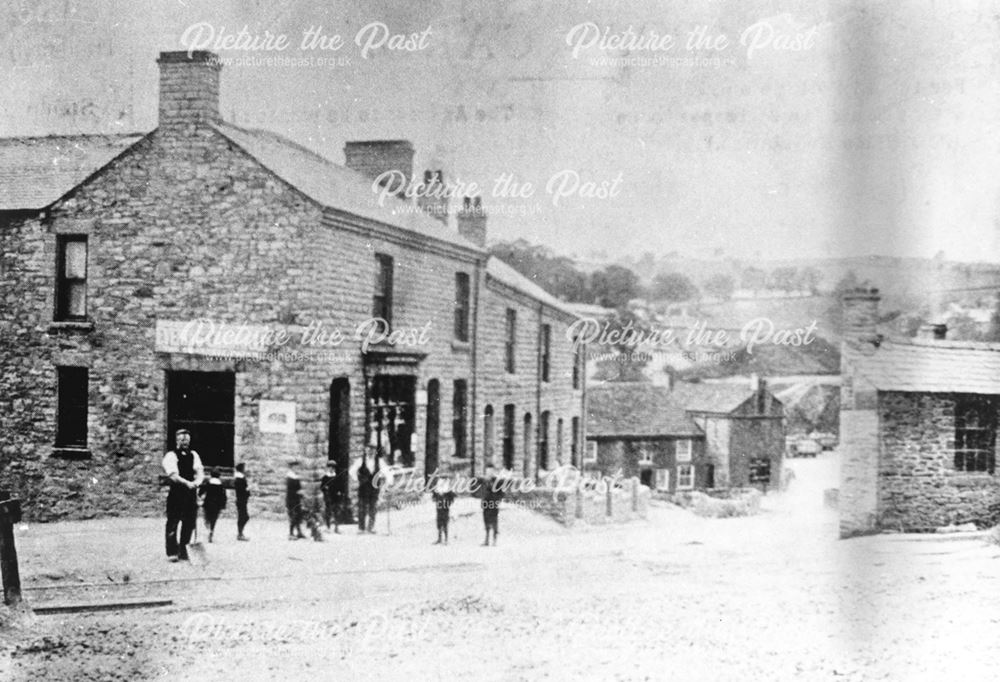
839,288,1000,536
586,380,783,492
585,383,707,493
0,51,583,520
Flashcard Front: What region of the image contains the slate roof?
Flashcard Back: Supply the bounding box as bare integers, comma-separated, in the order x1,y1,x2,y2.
213,122,484,254
668,381,758,414
0,134,145,211
486,257,579,318
587,382,703,438
854,337,1000,394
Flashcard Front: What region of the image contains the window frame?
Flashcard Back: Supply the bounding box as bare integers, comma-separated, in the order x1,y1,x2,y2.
677,463,694,490
954,395,997,474
56,365,89,449
654,468,671,491
541,323,551,382
504,308,517,374
372,253,394,327
454,272,470,342
676,438,693,463
55,235,88,321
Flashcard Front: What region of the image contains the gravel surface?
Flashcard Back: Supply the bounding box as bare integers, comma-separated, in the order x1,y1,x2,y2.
2,453,999,680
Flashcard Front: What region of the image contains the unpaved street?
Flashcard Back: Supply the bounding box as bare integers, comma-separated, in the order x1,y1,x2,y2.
2,454,998,681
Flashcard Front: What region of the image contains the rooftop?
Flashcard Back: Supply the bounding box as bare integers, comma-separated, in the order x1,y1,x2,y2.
587,382,703,438
854,336,1000,394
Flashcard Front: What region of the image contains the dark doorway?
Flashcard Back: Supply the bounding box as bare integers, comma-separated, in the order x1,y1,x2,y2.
425,379,440,480
369,375,416,466
328,378,350,466
167,370,235,469
640,468,653,488
523,413,533,478
705,464,715,489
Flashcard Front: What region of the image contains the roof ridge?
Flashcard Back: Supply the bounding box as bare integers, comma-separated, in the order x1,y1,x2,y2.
0,132,147,143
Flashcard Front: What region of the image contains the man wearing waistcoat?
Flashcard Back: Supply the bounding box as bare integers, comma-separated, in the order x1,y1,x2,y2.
163,428,205,561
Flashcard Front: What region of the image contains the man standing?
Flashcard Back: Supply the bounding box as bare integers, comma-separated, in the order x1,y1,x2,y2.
163,428,204,562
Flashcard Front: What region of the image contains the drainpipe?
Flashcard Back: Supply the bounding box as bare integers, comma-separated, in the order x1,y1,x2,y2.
470,258,482,478
536,303,543,481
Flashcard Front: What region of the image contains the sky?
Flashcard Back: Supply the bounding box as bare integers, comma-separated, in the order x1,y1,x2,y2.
2,0,998,263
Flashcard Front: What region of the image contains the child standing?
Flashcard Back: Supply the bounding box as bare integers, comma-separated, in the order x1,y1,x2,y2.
320,463,342,534
199,467,227,543
234,462,250,541
480,470,503,547
285,461,306,540
431,478,456,545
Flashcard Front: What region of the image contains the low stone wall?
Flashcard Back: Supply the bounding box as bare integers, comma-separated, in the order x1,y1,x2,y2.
503,476,649,527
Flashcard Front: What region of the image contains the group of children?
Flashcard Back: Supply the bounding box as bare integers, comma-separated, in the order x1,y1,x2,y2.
197,462,251,542
199,459,506,547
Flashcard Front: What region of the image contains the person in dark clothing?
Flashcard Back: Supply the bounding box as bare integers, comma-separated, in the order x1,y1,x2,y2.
356,453,379,534
163,429,204,561
320,464,342,534
480,471,504,546
285,461,306,540
432,478,456,545
233,462,250,541
198,467,227,543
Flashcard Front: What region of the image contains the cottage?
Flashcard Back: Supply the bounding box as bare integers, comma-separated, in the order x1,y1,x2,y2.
585,379,784,492
839,288,1000,536
585,383,706,493
0,50,583,519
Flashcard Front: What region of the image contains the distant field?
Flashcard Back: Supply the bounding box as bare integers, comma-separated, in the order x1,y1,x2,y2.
690,295,841,342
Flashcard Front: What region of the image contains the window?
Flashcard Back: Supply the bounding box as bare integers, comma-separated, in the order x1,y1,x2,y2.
539,411,550,471
523,413,533,477
372,253,394,326
452,380,468,458
503,404,515,470
654,468,670,491
483,405,495,467
677,464,694,490
749,458,771,484
571,416,580,465
955,396,997,473
541,324,551,382
56,235,88,320
585,440,597,463
56,366,88,448
556,418,564,464
676,439,693,463
505,308,516,373
454,272,470,342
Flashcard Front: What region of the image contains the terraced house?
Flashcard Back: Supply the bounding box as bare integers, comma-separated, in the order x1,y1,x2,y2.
0,50,584,520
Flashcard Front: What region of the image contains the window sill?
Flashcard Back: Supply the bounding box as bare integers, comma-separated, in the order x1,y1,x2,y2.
951,473,995,487
51,447,92,460
451,340,471,353
48,320,94,333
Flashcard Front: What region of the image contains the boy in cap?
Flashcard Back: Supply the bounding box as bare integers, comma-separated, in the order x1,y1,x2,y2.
431,477,456,545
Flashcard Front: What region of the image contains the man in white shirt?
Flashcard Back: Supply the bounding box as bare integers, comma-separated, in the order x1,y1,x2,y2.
162,428,204,561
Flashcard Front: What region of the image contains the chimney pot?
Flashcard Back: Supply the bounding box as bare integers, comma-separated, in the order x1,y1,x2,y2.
457,194,487,247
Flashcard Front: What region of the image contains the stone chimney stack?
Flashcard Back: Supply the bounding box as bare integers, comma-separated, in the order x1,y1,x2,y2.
157,51,221,131
457,196,486,247
916,323,947,340
344,140,414,199
842,287,881,345
417,169,449,224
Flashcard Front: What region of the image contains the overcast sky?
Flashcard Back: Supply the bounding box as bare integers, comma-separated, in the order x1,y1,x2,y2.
2,0,998,263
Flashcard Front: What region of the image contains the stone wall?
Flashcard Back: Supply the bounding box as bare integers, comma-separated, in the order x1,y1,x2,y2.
877,391,1000,530
502,476,648,526
590,437,709,492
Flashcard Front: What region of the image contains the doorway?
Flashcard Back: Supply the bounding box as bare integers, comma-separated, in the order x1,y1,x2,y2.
329,378,350,466
425,379,440,480
369,375,416,466
166,370,235,469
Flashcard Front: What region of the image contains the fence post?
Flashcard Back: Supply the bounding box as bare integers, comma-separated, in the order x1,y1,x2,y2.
0,490,23,606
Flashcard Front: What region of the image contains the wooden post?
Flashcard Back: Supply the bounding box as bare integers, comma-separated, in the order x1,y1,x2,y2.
0,491,23,606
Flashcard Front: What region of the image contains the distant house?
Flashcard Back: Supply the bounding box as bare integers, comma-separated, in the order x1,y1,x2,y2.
585,383,706,493
670,381,785,491
585,380,784,492
839,288,1000,536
